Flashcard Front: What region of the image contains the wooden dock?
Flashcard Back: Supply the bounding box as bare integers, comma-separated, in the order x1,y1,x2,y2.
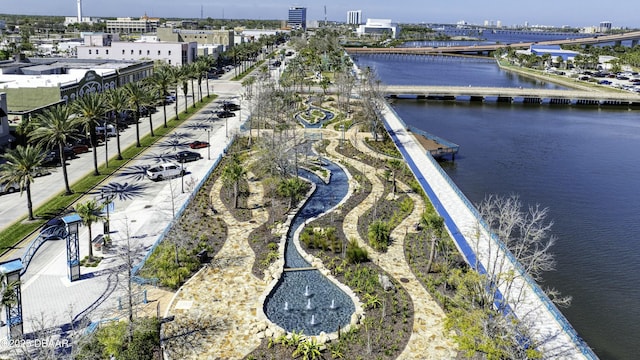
407,126,459,161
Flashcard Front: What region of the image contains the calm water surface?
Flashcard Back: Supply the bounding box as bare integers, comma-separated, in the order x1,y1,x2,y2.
354,54,640,360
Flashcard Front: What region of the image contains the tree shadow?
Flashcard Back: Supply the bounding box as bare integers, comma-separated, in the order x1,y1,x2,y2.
156,132,198,152
93,181,148,201
183,121,213,132
139,151,177,163
114,164,150,182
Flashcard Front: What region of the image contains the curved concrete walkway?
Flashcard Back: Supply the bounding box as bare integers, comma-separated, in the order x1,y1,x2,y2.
162,123,458,359
322,128,459,359
163,169,269,359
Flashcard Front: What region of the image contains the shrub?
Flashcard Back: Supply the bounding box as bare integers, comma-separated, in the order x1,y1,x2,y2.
346,239,369,264
368,220,391,251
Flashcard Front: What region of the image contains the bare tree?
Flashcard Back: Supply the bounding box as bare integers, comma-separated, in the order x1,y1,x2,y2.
358,66,387,141
334,68,356,117
447,194,571,358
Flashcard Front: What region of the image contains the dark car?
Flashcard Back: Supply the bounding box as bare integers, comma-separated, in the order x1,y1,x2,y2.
173,150,202,163
222,102,241,111
43,148,75,166
189,141,210,149
217,111,236,118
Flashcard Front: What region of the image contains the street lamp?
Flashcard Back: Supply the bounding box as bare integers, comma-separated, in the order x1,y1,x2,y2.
181,162,185,193
100,189,114,235
207,128,211,160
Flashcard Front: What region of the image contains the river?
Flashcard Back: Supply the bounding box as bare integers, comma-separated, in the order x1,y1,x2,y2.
353,54,640,360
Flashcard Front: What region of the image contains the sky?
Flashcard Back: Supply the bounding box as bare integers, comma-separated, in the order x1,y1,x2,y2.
2,0,639,29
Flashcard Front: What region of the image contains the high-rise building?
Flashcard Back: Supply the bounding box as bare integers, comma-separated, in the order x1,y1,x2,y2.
347,10,362,25
288,7,307,30
599,21,612,33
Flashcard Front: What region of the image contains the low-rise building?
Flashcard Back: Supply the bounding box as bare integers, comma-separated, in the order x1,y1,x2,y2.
530,45,580,62
106,15,160,34
356,19,399,39
0,56,153,138
77,34,197,66
156,27,235,51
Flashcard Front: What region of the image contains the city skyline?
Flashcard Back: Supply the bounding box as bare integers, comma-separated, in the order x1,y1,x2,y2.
1,0,639,29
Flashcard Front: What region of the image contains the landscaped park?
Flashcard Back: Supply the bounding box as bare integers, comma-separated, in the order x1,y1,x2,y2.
0,30,569,360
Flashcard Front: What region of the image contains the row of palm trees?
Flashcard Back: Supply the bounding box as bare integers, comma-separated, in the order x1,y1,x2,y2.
0,56,217,221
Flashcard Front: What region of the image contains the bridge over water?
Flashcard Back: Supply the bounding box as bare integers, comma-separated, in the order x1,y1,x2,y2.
345,30,640,55
385,85,640,106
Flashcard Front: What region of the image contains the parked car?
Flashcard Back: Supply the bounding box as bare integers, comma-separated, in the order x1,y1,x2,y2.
1,168,50,195
67,143,90,154
0,180,19,195
32,167,51,178
96,124,116,138
146,162,185,181
189,141,209,149
217,111,236,118
43,148,75,166
222,102,240,111
173,150,202,163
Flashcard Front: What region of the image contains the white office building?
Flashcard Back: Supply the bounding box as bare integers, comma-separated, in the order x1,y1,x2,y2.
356,19,399,38
77,34,197,66
347,10,362,25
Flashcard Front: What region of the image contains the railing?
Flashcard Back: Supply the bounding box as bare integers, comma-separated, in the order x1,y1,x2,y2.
130,135,235,278
20,225,68,276
383,102,597,358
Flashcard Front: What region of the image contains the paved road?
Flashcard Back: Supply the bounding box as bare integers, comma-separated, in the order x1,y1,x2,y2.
0,73,248,349
0,89,203,232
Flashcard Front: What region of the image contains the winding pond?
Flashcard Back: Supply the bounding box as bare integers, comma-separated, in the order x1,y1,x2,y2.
263,160,356,335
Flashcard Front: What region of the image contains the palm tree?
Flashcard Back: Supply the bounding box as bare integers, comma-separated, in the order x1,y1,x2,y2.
123,82,145,147
187,63,199,108
104,87,128,160
72,92,106,175
138,81,157,137
75,199,105,261
167,66,181,120
195,59,209,103
29,104,78,195
222,156,246,209
149,66,173,128
0,145,46,220
277,177,306,211
200,56,216,98
177,65,191,114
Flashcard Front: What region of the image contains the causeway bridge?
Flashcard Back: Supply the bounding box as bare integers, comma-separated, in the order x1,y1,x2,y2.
385,85,640,106
345,30,640,55
377,99,598,358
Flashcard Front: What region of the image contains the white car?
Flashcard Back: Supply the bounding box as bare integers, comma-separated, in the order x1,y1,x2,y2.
146,162,185,181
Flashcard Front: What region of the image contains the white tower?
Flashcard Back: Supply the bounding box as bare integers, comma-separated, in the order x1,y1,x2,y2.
77,0,82,23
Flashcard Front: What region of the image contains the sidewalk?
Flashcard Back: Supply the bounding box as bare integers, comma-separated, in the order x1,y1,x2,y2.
0,81,247,352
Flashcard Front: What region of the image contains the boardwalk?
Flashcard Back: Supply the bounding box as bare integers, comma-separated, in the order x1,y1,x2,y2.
378,102,597,359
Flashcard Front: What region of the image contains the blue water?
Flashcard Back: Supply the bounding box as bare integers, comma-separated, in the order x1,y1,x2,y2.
353,54,640,360
264,161,355,335
353,54,565,89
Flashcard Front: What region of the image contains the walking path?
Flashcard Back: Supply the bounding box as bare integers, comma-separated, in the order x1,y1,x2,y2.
324,127,458,359
162,169,270,359
378,102,596,359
